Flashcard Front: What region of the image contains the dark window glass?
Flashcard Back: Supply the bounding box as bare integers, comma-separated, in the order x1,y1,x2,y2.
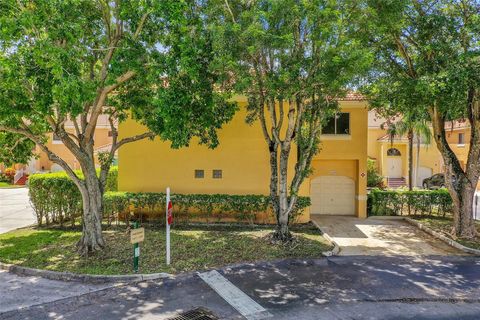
194,170,204,179
387,148,401,156
323,117,336,134
213,170,222,179
458,133,465,144
322,113,350,135
52,133,61,141
337,113,350,134
108,130,113,137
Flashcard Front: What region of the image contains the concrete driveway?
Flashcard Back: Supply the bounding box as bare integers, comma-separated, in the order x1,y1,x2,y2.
0,188,36,234
311,215,465,256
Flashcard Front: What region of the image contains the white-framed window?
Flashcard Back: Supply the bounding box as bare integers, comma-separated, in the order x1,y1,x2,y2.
322,112,350,135
52,133,63,144
458,133,465,146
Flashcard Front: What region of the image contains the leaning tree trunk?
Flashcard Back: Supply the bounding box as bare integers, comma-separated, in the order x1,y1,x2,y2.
448,176,477,239
77,164,105,254
430,106,479,238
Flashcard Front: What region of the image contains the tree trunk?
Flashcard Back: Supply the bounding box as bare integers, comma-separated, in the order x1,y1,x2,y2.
429,106,478,238
408,129,413,191
275,144,293,241
449,177,477,239
268,141,280,223
77,165,105,254
415,135,420,187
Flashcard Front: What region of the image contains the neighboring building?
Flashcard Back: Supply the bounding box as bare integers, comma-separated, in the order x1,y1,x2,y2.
34,115,113,173
0,115,114,178
118,95,369,222
367,111,475,188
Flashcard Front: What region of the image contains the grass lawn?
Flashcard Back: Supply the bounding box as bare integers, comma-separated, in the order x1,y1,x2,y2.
0,224,331,275
0,182,19,188
412,216,480,250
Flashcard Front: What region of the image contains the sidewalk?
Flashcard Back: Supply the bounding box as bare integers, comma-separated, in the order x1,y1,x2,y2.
0,188,36,234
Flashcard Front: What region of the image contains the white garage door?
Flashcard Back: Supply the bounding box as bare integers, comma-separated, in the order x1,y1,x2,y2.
310,176,355,215
416,166,433,187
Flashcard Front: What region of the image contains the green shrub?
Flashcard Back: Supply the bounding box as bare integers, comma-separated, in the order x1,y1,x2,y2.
28,167,118,226
367,159,384,188
368,188,452,216
103,192,311,225
29,166,310,226
105,166,118,192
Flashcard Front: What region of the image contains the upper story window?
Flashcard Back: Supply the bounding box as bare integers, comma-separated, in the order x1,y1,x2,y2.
322,113,350,135
52,133,62,144
458,133,465,145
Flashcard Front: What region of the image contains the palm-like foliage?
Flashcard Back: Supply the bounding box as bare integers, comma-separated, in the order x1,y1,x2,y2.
386,115,431,190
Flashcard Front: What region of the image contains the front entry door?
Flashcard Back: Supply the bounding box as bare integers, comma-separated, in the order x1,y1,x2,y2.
387,157,402,178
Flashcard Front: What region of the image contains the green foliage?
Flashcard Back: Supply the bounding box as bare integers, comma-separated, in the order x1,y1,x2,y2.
367,159,384,188
0,132,36,166
29,172,310,226
360,0,480,120
105,166,118,192
104,192,311,225
368,189,453,217
28,167,118,226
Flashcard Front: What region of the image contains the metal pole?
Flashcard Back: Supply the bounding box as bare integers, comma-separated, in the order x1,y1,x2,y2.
133,221,139,273
166,187,171,265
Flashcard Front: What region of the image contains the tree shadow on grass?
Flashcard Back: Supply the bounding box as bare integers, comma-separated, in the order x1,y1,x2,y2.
0,224,330,275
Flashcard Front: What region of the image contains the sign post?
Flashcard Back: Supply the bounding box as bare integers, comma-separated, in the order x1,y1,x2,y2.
166,187,173,265
130,222,145,273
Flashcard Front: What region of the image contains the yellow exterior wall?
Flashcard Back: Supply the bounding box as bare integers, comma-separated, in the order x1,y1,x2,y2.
118,100,369,221
368,125,477,188
367,128,386,166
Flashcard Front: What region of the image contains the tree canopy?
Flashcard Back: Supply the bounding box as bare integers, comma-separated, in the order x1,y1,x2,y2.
360,0,480,237
0,0,237,252
207,0,371,238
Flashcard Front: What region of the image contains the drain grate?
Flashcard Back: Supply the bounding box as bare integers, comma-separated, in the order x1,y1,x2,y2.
168,307,219,320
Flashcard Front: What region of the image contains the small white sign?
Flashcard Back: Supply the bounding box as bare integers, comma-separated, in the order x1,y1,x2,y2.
134,246,140,257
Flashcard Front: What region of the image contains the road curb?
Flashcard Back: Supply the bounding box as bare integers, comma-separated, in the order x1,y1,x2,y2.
403,217,480,256
0,261,173,284
311,219,340,256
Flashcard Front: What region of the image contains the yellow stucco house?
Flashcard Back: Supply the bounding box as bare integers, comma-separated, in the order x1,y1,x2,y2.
118,94,369,222
367,112,476,188
0,115,114,179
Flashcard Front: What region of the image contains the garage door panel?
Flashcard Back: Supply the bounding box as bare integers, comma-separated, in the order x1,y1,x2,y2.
310,175,355,215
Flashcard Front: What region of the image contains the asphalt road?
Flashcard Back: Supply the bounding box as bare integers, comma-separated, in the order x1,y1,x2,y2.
2,256,480,320
0,188,36,234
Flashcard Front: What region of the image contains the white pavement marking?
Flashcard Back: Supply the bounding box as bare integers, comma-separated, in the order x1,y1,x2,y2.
198,270,272,320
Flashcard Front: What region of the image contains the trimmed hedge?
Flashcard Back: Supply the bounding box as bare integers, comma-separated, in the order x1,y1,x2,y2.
28,169,311,226
368,188,453,217
28,167,118,226
104,192,311,225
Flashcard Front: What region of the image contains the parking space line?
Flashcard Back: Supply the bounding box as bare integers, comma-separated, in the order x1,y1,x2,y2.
198,270,272,320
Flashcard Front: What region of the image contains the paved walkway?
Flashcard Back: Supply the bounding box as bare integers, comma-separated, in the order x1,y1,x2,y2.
311,215,466,256
0,189,113,316
0,188,36,234
2,256,480,319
